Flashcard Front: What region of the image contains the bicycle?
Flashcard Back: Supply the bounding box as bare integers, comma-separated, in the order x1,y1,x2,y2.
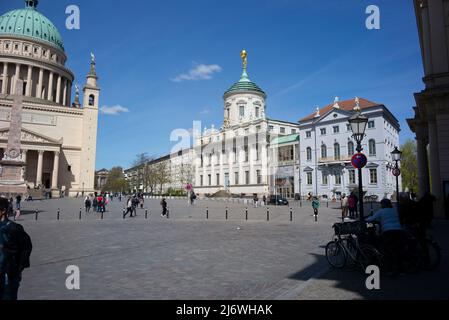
325,221,381,271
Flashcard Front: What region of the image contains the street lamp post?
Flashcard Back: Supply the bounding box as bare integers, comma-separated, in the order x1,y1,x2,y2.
348,110,369,223
391,147,402,205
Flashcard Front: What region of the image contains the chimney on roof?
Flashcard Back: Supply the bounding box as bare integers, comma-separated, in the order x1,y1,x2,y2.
333,96,340,109
314,107,320,118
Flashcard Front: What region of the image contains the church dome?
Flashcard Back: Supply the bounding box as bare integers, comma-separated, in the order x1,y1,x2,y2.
0,0,64,52
224,50,266,99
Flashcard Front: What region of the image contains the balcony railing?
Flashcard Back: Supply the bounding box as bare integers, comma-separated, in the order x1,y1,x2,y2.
318,156,352,163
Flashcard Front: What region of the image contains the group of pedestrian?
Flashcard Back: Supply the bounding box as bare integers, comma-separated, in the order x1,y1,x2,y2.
84,193,109,213
123,195,142,218
340,192,359,220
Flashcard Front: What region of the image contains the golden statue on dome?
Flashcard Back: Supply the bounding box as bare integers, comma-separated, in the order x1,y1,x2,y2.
241,50,247,69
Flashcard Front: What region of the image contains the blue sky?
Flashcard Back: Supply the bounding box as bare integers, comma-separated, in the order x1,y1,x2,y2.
3,0,424,170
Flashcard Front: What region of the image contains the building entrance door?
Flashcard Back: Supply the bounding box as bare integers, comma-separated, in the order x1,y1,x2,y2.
224,173,229,190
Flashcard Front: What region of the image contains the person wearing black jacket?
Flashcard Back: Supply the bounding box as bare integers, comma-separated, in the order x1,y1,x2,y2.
0,197,32,300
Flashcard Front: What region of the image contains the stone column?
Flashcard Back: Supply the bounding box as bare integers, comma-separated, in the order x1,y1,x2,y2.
22,149,28,180
1,62,8,94
37,68,43,99
36,150,44,187
51,151,60,189
26,65,32,96
56,74,62,103
416,126,430,197
47,72,54,101
62,78,67,106
12,63,20,94
428,118,443,216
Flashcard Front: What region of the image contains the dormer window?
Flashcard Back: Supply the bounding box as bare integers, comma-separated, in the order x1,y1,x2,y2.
239,105,245,117
255,107,260,118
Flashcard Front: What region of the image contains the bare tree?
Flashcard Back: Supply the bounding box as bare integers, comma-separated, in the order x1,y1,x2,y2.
155,161,171,194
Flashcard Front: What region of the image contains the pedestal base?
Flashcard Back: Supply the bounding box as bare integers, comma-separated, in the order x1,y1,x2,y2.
0,160,27,196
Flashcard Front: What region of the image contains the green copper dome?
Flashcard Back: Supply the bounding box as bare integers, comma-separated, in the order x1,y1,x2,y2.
0,1,64,51
224,68,266,98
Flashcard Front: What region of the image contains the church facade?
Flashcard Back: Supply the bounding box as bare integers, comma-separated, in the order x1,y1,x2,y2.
0,0,99,197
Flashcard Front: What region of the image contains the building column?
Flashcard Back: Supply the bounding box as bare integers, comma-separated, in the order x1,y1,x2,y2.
47,72,54,101
62,78,67,106
56,75,62,103
416,127,430,197
21,149,28,181
36,150,44,187
26,65,32,96
12,63,20,94
428,118,443,215
37,68,43,99
51,151,60,189
1,62,8,94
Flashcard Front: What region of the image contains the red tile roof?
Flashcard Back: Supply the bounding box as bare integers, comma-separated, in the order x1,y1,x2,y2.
298,98,381,122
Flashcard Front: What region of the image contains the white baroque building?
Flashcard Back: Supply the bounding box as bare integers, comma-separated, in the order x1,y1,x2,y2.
298,97,401,200
0,0,99,197
193,50,299,197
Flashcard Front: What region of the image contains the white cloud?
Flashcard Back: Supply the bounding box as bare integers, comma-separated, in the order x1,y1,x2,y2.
199,109,210,114
100,105,130,115
172,64,222,82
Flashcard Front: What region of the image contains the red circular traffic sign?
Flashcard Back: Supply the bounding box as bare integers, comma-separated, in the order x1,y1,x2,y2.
351,153,368,169
392,168,401,177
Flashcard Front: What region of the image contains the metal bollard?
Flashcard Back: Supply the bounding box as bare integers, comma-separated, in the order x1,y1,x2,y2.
206,207,209,220
101,210,104,220
167,208,170,219
267,207,270,221
57,209,60,221
327,201,329,208
300,200,302,207
79,208,82,220
35,209,38,221
145,209,148,219
226,207,228,220
245,208,248,221
290,208,293,222
123,208,126,219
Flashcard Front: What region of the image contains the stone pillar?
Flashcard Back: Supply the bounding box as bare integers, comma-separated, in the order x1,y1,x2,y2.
47,72,54,101
416,127,430,197
56,74,61,103
22,149,28,180
12,63,20,94
37,68,43,99
428,118,443,215
51,151,60,189
36,150,44,187
62,78,67,106
1,62,8,94
26,65,32,96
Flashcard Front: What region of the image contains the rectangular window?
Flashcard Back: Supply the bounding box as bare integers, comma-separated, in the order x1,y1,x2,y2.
255,107,260,118
333,126,339,134
280,127,286,134
347,124,351,132
216,174,220,185
335,173,342,185
208,174,211,186
233,138,237,163
306,131,312,138
368,121,375,129
269,125,274,132
320,128,326,135
291,129,297,134
200,175,203,187
235,172,239,185
239,106,245,117
370,169,378,184
349,170,356,184
307,172,313,185
245,171,250,185
257,170,262,184
322,173,328,185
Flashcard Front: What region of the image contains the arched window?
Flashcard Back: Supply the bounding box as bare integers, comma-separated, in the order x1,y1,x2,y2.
321,144,327,159
89,94,95,106
306,147,312,161
334,143,340,160
348,141,354,156
369,139,376,156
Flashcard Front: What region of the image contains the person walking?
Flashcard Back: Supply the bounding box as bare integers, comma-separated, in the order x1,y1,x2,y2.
253,194,259,208
262,195,267,206
84,196,91,213
341,194,348,221
190,192,196,205
312,196,320,221
0,197,33,300
15,195,22,212
92,196,98,213
348,193,356,219
161,198,168,217
124,197,133,218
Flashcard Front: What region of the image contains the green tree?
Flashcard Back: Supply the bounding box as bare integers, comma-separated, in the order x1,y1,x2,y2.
401,139,419,193
102,167,129,193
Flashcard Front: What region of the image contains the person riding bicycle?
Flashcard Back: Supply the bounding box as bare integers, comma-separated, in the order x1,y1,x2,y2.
366,199,407,275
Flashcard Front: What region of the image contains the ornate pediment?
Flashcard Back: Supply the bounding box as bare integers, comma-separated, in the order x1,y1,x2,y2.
0,128,62,145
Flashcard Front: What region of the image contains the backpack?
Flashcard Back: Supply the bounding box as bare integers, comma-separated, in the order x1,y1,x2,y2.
0,221,32,275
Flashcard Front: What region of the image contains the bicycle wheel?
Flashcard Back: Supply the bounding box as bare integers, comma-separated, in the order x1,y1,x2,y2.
342,237,358,269
326,241,346,269
358,245,382,271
